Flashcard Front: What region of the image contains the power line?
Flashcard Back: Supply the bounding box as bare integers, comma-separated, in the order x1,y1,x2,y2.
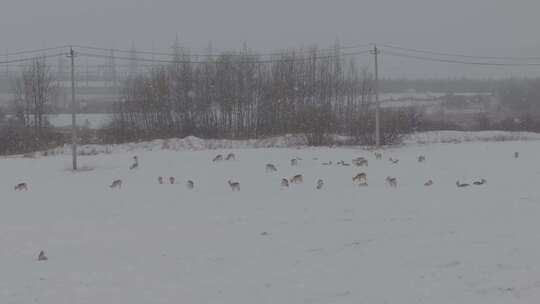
77,49,372,65
0,53,66,65
2,45,71,57
381,43,540,61
383,50,540,67
73,43,372,58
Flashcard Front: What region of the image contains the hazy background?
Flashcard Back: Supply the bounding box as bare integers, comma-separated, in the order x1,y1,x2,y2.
1,0,540,78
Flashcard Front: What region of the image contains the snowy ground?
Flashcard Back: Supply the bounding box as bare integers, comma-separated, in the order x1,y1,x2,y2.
2,138,540,303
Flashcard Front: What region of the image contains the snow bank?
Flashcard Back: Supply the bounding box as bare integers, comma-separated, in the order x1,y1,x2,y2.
405,131,540,145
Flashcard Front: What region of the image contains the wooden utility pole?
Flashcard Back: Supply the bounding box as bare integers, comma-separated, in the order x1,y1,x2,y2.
68,47,77,170
371,45,381,147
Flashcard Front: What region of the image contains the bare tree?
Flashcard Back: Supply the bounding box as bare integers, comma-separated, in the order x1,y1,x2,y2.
13,57,58,135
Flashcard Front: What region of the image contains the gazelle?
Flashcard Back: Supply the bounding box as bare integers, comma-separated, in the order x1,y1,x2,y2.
386,176,398,187
14,182,28,191
169,176,176,184
228,180,241,192
129,156,139,170
374,152,382,160
316,179,324,190
291,158,299,166
352,157,368,167
424,179,433,187
225,153,236,161
265,163,278,172
290,174,303,184
186,180,194,189
514,152,519,159
456,180,470,188
389,158,399,164
418,155,426,163
473,178,486,186
213,154,223,162
38,250,48,261
352,173,367,185
158,176,164,184
281,178,289,188
110,179,122,189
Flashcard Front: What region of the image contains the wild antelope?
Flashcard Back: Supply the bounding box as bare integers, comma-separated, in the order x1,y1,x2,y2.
424,179,433,187
386,176,398,187
352,157,368,167
290,174,303,184
14,182,28,191
38,250,48,261
129,156,139,170
456,180,470,188
418,155,426,163
228,180,240,192
291,158,299,166
281,178,289,188
225,153,236,161
169,176,176,184
316,179,324,190
473,178,486,186
213,154,224,162
389,158,399,164
337,160,350,166
265,163,278,172
110,179,122,189
352,173,367,185
321,161,332,166
374,152,382,160
514,152,519,159
186,180,194,189
158,176,164,184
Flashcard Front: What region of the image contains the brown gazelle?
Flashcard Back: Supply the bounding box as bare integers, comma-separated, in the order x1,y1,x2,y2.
352,157,368,167
265,163,278,172
110,179,122,189
38,250,48,261
290,174,303,184
158,176,164,184
352,173,367,185
213,154,223,162
386,176,398,187
281,178,289,188
291,158,299,166
169,176,176,184
389,158,399,164
514,152,519,159
424,179,433,187
186,180,194,189
14,182,28,191
225,153,236,161
129,156,139,170
418,155,426,163
473,178,486,186
228,180,240,192
316,179,324,190
456,180,469,188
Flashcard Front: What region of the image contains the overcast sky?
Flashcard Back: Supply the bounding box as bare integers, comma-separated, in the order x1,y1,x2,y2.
2,0,540,78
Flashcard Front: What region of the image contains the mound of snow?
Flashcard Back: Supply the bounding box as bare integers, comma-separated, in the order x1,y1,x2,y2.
404,131,540,145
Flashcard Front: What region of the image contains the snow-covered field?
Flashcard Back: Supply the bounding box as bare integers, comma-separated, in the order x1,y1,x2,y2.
2,137,540,303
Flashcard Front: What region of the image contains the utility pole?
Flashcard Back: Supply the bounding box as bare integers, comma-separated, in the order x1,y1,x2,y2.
68,47,77,170
371,45,381,147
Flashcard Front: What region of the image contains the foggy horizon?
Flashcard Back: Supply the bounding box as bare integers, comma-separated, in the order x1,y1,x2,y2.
2,0,540,79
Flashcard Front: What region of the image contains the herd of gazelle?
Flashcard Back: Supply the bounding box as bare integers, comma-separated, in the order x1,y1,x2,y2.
14,149,511,192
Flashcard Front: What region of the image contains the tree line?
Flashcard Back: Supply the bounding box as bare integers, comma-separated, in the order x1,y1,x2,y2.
103,46,419,145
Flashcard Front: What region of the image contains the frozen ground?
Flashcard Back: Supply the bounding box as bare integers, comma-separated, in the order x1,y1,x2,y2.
2,137,540,303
